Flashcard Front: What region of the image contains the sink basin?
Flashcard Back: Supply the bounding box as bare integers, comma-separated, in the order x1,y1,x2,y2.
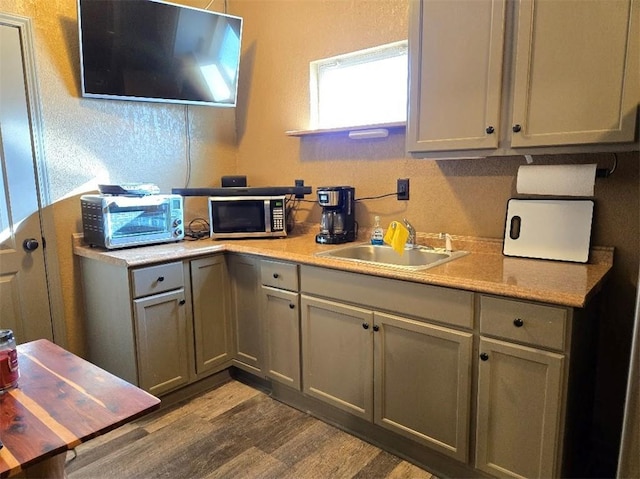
316,243,468,270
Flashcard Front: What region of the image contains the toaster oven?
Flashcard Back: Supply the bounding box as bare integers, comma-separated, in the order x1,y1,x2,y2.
81,194,184,249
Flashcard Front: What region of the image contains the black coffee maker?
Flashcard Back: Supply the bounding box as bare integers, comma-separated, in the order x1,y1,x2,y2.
315,186,357,244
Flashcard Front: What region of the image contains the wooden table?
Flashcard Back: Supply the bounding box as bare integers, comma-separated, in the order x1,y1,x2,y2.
0,339,160,478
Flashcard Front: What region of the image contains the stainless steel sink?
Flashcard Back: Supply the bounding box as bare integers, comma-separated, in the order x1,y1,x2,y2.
316,243,468,270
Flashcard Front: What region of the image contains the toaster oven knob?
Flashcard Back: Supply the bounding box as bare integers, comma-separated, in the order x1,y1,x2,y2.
173,219,182,227
175,229,183,237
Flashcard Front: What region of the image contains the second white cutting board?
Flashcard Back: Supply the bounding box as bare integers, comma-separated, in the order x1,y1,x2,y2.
503,199,594,263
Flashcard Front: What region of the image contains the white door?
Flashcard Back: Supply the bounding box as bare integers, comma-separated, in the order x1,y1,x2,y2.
0,21,53,343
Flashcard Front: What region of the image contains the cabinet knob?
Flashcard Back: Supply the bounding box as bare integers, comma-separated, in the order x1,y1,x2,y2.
289,303,295,309
373,325,379,332
512,124,522,133
485,126,495,134
179,299,186,305
23,238,40,252
480,352,489,361
362,322,370,330
157,276,165,282
513,318,524,327
273,273,279,279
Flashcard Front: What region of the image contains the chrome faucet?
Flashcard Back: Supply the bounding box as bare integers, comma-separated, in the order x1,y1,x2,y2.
403,218,416,249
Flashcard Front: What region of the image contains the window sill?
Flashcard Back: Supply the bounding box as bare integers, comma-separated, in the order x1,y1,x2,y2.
285,121,406,138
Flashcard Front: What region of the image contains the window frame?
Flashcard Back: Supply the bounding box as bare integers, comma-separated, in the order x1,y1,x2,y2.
308,40,409,131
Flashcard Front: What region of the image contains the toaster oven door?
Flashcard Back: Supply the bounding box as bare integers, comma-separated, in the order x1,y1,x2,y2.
105,197,173,246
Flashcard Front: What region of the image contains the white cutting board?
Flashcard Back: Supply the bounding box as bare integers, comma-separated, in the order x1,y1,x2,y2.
503,199,594,263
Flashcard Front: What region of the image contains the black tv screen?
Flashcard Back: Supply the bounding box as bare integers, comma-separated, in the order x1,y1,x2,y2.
78,0,243,107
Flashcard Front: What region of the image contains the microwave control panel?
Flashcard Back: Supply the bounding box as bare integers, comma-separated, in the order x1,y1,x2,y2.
271,198,285,232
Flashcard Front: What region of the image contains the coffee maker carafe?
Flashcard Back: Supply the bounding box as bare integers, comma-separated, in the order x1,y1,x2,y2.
316,186,356,244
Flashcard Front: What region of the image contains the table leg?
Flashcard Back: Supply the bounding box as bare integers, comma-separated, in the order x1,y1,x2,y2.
21,452,67,479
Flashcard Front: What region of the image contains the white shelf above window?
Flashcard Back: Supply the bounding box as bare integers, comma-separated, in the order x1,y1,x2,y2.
285,121,406,138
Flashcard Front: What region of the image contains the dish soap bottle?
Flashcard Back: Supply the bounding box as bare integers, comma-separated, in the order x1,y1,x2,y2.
370,216,384,245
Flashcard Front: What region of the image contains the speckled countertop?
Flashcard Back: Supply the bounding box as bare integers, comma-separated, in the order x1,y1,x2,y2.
73,229,613,309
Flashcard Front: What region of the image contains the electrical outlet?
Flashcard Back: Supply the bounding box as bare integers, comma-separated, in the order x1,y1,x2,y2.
397,178,410,200
294,179,304,199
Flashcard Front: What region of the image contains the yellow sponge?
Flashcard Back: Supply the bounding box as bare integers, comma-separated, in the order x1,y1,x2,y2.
383,221,409,255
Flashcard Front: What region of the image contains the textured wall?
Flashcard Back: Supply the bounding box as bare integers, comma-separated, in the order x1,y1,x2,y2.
1,0,238,354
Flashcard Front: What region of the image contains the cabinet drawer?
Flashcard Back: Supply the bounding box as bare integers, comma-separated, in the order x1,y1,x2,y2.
479,295,568,351
131,262,184,298
261,260,299,291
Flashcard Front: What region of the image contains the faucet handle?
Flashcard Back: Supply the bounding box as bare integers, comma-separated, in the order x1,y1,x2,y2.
439,232,452,252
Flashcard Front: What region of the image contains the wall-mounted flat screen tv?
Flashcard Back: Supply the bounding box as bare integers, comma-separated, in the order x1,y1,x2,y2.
78,0,243,107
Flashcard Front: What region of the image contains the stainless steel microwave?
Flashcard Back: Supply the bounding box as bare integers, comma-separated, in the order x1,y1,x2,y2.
81,194,184,249
208,195,286,239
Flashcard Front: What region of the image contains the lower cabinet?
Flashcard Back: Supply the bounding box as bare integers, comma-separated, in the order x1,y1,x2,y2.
475,294,570,478
81,253,593,478
228,255,302,388
227,254,263,373
374,311,472,462
190,256,232,376
262,286,300,389
301,295,373,419
475,337,564,479
81,254,231,396
300,293,472,461
134,288,190,395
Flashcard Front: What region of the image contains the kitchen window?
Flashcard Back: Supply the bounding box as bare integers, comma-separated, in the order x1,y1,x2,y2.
309,40,408,130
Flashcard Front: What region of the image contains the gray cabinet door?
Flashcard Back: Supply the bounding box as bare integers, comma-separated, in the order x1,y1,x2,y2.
407,0,505,152
262,286,300,390
476,337,564,478
510,0,639,147
191,255,232,376
301,295,374,420
134,289,189,396
373,312,472,461
228,254,262,372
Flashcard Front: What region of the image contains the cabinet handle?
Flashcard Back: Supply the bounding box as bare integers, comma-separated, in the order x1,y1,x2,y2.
289,303,295,309
273,273,279,279
512,124,522,133
485,126,495,134
23,238,40,252
513,318,524,327
157,276,165,282
373,325,379,332
480,352,489,361
362,322,370,330
179,299,186,305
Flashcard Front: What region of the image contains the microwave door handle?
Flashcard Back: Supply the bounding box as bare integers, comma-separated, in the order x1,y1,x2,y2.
264,199,272,233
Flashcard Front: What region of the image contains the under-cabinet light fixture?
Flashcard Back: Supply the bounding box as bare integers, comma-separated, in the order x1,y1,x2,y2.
348,128,389,139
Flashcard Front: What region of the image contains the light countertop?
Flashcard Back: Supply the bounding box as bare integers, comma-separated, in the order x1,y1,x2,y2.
73,229,613,309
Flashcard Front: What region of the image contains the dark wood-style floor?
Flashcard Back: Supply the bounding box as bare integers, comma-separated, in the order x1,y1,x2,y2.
66,380,436,479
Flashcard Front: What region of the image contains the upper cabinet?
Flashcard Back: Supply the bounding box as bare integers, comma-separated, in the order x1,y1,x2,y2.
406,0,640,158
407,0,506,153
